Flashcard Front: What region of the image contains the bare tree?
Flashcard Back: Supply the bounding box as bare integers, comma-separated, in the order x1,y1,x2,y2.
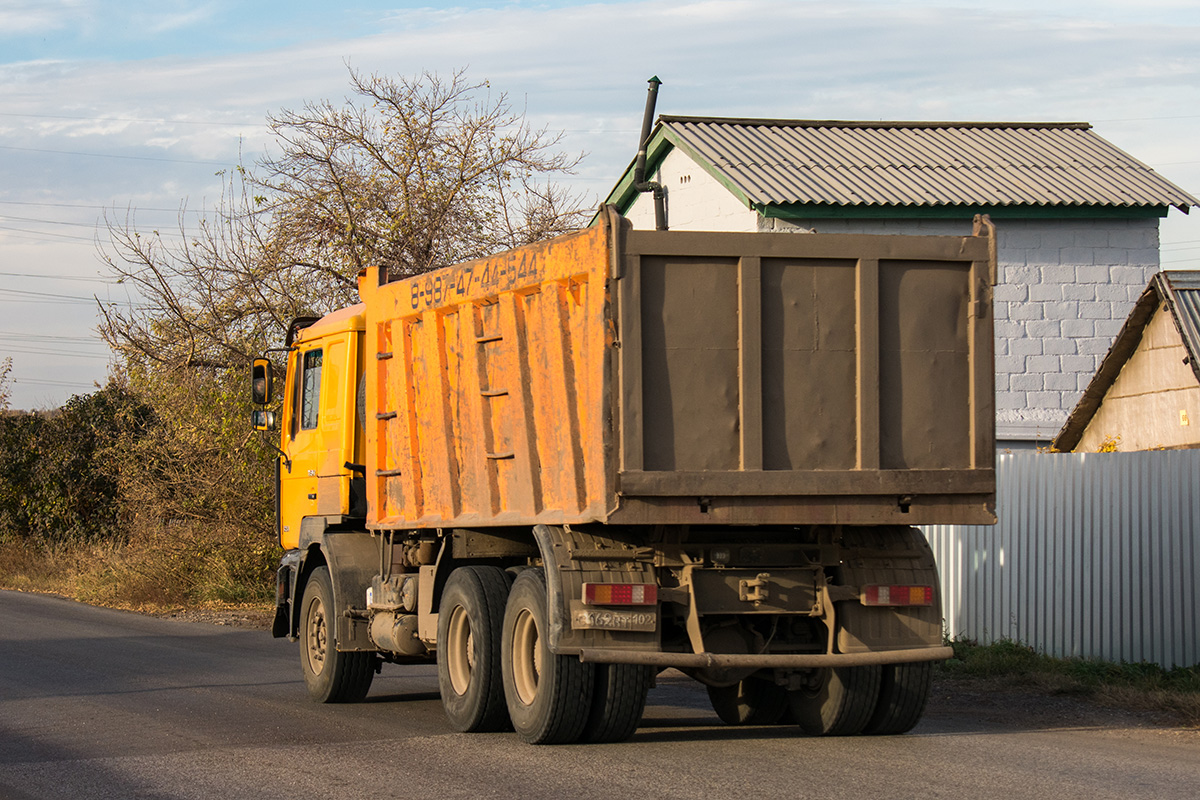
98,68,588,371
262,68,587,280
0,357,11,411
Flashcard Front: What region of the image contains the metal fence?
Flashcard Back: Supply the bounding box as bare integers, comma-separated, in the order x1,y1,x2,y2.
923,450,1200,668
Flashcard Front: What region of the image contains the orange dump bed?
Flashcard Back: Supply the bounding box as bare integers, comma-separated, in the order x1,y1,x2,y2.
359,210,996,531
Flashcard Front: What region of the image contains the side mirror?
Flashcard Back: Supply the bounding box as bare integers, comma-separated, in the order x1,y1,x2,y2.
251,358,272,405
252,409,278,432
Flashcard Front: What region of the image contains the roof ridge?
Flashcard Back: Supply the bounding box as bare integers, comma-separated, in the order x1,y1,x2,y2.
659,116,1093,131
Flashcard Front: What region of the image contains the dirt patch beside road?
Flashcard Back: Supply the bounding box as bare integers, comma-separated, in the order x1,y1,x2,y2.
149,603,275,629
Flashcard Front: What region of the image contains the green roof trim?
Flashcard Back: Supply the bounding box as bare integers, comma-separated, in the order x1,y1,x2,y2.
600,127,676,213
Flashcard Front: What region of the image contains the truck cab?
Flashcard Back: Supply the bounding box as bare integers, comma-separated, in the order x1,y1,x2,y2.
275,306,365,549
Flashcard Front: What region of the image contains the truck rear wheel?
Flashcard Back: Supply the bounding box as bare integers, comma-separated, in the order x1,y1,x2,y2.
707,675,789,726
437,565,512,732
863,661,933,735
788,665,880,736
299,565,374,703
501,568,594,744
580,663,654,743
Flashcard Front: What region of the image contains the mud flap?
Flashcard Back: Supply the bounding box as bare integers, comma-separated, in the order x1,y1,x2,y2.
835,527,942,654
532,524,660,656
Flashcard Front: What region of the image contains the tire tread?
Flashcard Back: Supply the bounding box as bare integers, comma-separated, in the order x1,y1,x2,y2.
437,565,512,732
863,661,933,735
502,568,594,745
300,565,374,704
582,664,654,742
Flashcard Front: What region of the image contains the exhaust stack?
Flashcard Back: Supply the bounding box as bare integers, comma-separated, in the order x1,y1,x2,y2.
632,76,667,230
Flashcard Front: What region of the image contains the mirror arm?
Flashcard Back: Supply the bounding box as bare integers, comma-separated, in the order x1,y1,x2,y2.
259,432,292,473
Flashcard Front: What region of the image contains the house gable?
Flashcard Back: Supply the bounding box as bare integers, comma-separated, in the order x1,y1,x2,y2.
1071,305,1200,451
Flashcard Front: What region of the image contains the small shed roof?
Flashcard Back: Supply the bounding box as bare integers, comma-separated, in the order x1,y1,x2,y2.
605,117,1199,218
1053,271,1200,452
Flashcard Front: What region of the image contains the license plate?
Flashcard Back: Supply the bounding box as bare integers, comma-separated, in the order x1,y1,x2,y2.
572,608,657,632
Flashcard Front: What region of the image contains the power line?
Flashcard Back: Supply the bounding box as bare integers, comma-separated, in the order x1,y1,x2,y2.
0,110,261,127
0,215,190,242
10,377,101,388
0,271,116,284
0,213,101,229
0,286,100,301
0,144,229,166
0,199,206,214
0,338,108,349
0,287,138,306
0,346,110,360
0,331,105,343
0,224,97,243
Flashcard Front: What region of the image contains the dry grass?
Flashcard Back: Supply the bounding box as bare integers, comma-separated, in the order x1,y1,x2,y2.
0,522,279,615
0,535,92,596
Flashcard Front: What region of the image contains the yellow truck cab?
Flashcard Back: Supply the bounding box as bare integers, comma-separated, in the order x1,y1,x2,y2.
276,305,366,550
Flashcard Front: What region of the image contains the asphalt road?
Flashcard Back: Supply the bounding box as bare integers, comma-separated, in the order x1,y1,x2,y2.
2,589,1197,800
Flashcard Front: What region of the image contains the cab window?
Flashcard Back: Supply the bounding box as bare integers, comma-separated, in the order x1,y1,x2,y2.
299,349,323,430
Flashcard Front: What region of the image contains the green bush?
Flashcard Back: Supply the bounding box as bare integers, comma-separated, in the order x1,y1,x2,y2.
0,383,154,542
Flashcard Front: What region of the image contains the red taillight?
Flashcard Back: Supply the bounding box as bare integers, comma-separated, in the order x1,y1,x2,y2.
861,585,934,607
582,583,658,606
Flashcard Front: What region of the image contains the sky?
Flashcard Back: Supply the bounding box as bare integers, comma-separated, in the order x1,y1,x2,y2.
2,0,1199,409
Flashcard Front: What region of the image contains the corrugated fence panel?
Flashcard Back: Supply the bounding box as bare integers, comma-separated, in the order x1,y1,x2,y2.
924,450,1200,668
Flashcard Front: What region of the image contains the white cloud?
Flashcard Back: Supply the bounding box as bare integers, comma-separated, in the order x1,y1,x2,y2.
138,2,219,35
0,0,85,36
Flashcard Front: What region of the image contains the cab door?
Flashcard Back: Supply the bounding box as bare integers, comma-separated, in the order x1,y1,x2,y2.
279,328,361,549
279,343,325,549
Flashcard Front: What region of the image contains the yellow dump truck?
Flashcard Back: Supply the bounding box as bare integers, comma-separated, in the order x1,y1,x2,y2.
253,207,996,743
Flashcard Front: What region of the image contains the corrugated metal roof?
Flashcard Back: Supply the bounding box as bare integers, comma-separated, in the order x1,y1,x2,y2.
1160,272,1200,370
657,116,1199,211
1054,270,1200,451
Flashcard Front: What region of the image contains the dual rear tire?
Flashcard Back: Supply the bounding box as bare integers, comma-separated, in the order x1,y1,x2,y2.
437,566,512,732
784,662,933,736
440,566,652,744
500,568,654,744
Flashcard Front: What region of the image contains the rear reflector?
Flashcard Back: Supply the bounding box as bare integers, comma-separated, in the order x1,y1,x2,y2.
861,585,934,607
582,582,658,606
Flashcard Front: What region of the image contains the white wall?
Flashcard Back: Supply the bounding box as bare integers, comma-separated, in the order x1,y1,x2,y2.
625,149,758,232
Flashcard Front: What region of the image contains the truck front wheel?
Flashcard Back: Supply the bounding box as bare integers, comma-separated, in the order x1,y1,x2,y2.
501,568,594,744
299,565,374,703
788,665,880,736
437,566,512,732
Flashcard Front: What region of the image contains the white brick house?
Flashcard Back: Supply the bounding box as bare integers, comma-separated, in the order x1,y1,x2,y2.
603,118,1198,446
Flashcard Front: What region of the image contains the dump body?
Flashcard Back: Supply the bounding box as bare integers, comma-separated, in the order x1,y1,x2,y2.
358,209,995,532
